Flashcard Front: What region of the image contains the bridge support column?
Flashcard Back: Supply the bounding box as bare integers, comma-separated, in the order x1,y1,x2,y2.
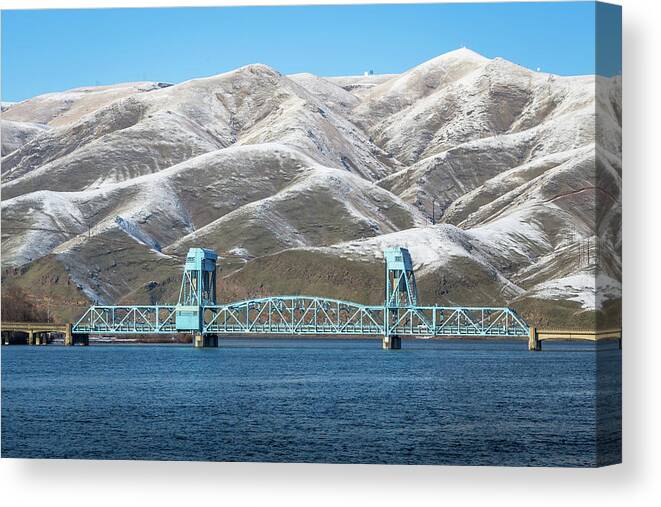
194,334,218,348
27,331,35,346
383,335,401,350
64,324,73,346
528,327,541,351
71,333,89,346
2,331,9,345
34,332,48,346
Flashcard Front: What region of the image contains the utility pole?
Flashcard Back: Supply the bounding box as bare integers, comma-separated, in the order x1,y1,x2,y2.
586,237,591,266
81,211,92,239
46,278,52,323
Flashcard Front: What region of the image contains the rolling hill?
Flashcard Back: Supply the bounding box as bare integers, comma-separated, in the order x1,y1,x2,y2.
1,48,621,328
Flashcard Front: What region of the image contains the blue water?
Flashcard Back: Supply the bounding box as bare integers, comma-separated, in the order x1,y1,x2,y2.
1,339,621,466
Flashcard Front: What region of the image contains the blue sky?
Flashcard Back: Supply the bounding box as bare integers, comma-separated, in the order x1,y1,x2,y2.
1,2,621,102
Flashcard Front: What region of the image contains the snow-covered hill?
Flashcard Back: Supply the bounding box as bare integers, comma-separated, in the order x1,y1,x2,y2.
0,48,621,326
1,120,50,156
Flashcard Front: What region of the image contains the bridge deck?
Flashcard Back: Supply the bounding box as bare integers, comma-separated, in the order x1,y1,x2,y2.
536,328,622,341
1,321,69,333
527,326,621,351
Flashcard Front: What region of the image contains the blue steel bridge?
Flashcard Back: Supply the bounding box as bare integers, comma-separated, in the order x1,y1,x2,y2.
72,247,530,349
72,248,530,349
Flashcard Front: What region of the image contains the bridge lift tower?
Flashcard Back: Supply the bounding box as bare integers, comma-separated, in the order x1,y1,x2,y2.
383,247,418,349
175,248,219,347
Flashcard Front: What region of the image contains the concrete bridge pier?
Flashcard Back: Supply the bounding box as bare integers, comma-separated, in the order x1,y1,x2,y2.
528,327,541,351
34,332,48,346
194,334,219,348
383,335,402,350
2,331,9,345
64,323,73,346
75,334,90,346
63,325,89,346
66,332,89,346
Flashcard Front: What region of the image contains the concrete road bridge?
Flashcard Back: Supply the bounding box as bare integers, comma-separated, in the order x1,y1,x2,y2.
527,327,622,351
1,322,88,346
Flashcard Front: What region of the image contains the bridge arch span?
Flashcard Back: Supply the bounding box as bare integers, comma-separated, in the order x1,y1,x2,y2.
203,295,385,336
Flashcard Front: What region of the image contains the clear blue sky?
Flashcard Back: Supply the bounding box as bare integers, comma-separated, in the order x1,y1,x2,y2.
1,2,621,102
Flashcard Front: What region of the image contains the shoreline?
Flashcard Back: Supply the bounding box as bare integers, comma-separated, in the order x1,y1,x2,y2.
29,335,622,346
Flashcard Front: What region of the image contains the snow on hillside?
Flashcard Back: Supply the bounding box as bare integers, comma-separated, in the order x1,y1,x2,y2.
1,82,171,127
1,63,396,198
305,224,525,300
0,48,621,319
442,145,595,227
287,73,360,111
2,144,319,265
314,225,469,266
165,163,427,258
325,74,398,97
1,119,50,156
353,48,490,125
524,271,621,310
467,208,552,262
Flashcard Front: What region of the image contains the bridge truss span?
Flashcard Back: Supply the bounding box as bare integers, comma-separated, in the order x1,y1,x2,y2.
203,296,385,336
387,306,529,337
74,305,178,334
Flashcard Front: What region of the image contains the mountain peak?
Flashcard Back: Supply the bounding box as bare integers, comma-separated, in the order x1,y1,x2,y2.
235,63,282,78
442,47,489,60
417,47,490,69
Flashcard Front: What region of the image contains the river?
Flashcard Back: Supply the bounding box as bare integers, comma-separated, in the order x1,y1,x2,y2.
1,338,621,466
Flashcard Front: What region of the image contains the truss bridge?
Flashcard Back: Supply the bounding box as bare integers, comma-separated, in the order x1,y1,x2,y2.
72,246,530,349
